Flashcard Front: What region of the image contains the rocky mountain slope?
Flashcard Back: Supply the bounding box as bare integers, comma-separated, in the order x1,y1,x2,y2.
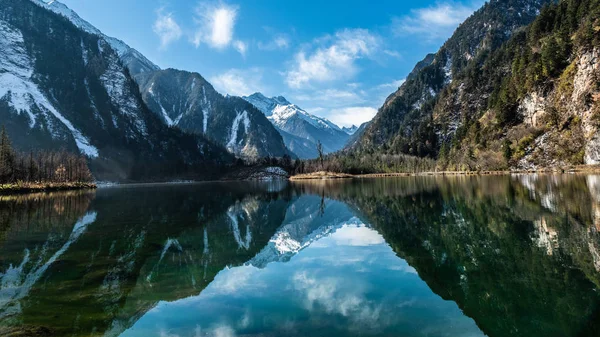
0,0,232,181
33,0,158,76
244,93,350,159
135,70,291,159
349,0,593,171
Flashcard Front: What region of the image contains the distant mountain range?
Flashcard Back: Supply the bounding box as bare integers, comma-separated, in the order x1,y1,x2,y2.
243,93,352,159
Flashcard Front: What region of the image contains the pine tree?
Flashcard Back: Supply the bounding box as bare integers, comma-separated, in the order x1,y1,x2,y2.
0,126,15,183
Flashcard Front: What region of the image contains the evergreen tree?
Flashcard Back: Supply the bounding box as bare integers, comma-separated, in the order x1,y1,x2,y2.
0,126,15,182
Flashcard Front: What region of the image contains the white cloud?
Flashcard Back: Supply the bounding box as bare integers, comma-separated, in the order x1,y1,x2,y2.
233,40,247,57
293,89,365,105
392,1,483,40
285,29,380,89
192,2,246,55
153,9,182,49
376,79,405,90
210,68,265,97
327,107,377,128
383,49,402,59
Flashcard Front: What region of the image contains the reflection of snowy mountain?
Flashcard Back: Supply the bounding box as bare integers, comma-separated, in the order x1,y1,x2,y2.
0,212,97,319
249,196,362,268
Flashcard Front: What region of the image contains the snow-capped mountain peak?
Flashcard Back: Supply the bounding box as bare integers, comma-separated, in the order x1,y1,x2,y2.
243,92,342,132
244,92,275,117
242,92,351,159
342,125,359,135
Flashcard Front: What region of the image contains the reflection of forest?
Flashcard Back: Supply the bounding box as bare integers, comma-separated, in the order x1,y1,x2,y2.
297,175,600,337
0,176,600,337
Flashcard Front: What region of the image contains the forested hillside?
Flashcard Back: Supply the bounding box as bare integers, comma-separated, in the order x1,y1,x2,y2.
350,0,600,171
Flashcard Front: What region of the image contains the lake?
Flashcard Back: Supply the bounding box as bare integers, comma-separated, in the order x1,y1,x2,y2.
0,175,599,337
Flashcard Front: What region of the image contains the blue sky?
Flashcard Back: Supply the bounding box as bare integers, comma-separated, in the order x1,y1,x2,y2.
61,0,486,127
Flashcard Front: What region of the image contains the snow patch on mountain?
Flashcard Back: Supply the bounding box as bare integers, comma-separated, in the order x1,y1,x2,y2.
100,42,148,136
0,211,97,318
270,103,342,132
227,110,250,151
0,19,98,157
342,125,359,135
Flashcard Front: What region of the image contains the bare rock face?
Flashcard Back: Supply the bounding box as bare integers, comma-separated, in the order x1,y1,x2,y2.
521,93,547,128
585,134,600,165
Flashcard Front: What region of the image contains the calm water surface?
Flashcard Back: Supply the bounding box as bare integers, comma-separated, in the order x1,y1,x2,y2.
1,175,600,337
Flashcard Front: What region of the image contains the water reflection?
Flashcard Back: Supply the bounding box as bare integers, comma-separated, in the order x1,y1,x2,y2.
0,176,599,336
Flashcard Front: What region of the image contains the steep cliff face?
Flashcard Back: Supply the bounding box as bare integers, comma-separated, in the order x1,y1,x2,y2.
432,0,600,170
0,0,232,181
135,70,292,159
349,0,600,171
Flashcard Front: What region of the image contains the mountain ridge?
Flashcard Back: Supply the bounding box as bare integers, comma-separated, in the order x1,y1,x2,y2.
243,92,350,159
135,69,293,159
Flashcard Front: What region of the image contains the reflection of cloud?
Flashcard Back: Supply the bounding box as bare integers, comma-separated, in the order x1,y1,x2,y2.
330,224,385,246
292,271,382,329
213,325,236,337
160,329,180,337
387,264,418,274
207,266,260,295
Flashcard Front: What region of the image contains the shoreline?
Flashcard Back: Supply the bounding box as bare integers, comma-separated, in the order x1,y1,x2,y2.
0,182,97,194
289,166,600,180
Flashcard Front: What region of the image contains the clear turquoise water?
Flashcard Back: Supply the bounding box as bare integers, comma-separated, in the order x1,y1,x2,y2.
1,175,599,336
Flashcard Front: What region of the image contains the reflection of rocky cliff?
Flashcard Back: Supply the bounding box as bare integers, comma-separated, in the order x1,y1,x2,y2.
324,175,600,337
0,183,291,337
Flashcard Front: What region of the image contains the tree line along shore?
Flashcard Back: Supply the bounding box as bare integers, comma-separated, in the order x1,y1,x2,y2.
0,127,96,193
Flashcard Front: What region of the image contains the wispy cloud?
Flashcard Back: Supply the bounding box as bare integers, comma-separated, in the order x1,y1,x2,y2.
392,1,484,40
383,49,402,59
192,2,246,56
233,40,247,57
376,79,405,90
285,28,380,89
289,77,404,127
210,68,265,97
258,35,290,51
327,107,378,128
153,8,182,49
